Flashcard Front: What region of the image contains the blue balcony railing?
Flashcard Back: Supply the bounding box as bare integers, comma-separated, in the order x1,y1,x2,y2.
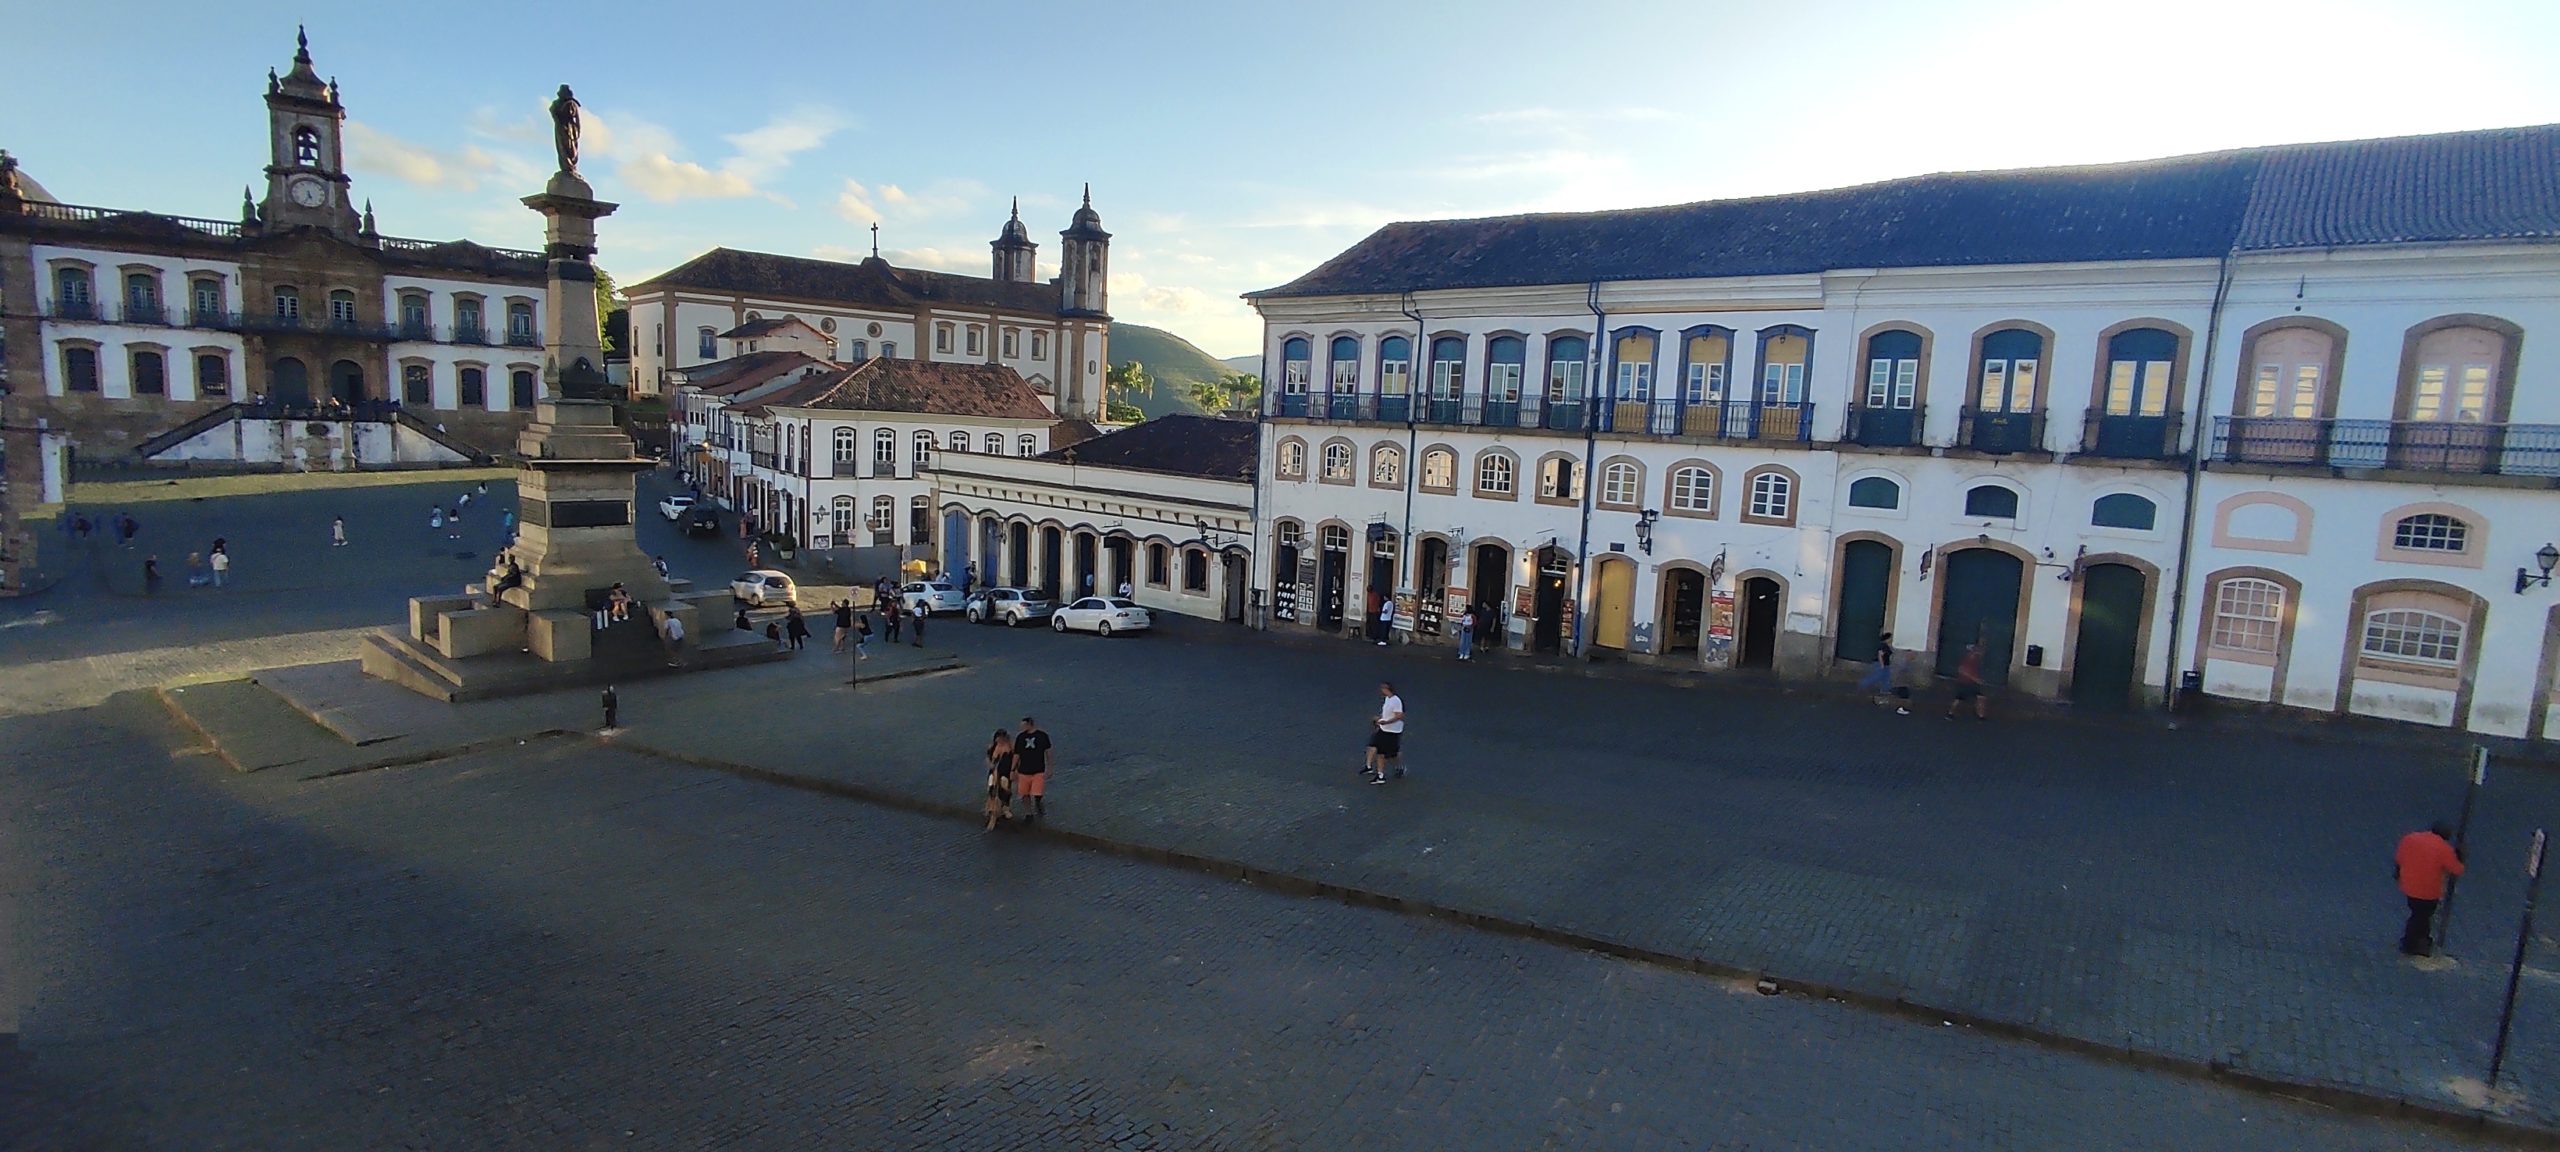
2213,416,2560,477
1845,406,1920,447
1960,407,2047,454
2082,411,2183,459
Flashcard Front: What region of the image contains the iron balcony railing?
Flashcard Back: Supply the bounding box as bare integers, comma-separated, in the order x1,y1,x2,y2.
189,307,242,329
120,301,170,325
1592,397,1813,441
504,328,542,348
1844,406,1921,447
396,319,436,341
2213,416,2560,477
453,323,490,345
1958,406,2047,454
1269,391,1813,442
2080,410,2186,460
45,297,100,321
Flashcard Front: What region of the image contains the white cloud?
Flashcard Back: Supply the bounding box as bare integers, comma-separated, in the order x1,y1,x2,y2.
883,246,979,273
345,121,527,192
832,177,985,225
590,106,843,204
1138,285,1213,315
721,107,846,184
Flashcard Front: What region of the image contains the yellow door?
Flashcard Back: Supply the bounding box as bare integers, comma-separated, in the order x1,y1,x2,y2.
1593,557,1634,649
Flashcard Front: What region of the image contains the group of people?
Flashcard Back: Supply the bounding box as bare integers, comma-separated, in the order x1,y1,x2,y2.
1852,633,1994,720
425,482,508,547
980,716,1056,831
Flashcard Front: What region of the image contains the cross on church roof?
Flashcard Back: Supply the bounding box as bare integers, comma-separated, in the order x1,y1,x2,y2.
870,221,879,258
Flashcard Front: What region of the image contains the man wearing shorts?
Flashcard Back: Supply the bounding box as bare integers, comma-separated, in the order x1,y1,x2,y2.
1945,642,1989,720
1364,681,1405,785
1013,716,1052,822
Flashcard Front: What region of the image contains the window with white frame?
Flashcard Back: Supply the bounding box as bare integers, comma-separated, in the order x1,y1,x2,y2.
2392,513,2468,552
2209,578,2285,655
948,430,969,452
190,277,223,321
1669,466,1714,513
1321,441,1353,481
1016,434,1036,456
873,428,896,467
935,322,954,354
966,325,983,356
1371,444,1402,486
1477,453,1515,495
834,428,857,464
869,495,895,530
2361,609,2464,666
1747,470,1793,521
832,496,856,538
1486,336,1525,401
1030,331,1047,359
274,285,300,319
1865,330,1921,410
1279,439,1307,479
913,430,934,464
1600,461,1640,506
984,432,1004,454
1537,457,1579,501
1002,328,1019,358
1420,448,1454,490
1613,333,1655,401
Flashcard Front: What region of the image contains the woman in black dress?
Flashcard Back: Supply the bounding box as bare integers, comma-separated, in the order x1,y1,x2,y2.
982,729,1017,832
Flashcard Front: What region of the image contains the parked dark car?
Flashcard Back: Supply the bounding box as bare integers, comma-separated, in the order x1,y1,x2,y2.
680,506,721,537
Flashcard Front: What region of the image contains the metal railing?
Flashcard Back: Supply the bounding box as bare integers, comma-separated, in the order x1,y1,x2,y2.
453,323,490,345
1843,406,1920,447
2212,416,2560,477
1270,390,1823,442
504,328,542,348
2080,411,2185,460
1958,407,2047,454
44,297,99,321
21,200,243,239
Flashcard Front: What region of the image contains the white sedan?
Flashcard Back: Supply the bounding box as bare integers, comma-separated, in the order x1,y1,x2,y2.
657,494,696,521
1051,596,1150,637
729,569,796,607
900,580,967,616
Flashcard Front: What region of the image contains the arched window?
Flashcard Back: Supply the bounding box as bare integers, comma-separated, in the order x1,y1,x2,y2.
1668,465,1715,514
509,369,536,408
1428,337,1466,412
61,346,99,392
984,432,1004,454
2245,324,2335,421
947,430,969,452
1977,328,2042,412
1420,447,1455,492
1847,476,1900,509
1147,542,1171,586
506,302,535,343
1612,331,1657,401
328,289,357,325
2392,513,2469,552
1600,460,1640,507
873,428,897,467
833,428,857,464
910,495,932,540
130,350,166,396
398,292,430,336
1016,434,1036,456
848,339,869,362
124,272,160,313
2409,324,2510,423
869,495,896,530
1377,335,1412,400
912,430,934,465
293,126,321,165
2092,493,2158,530
2102,327,2178,417
1485,335,1526,402
458,366,486,407
2362,608,2465,666
1183,548,1210,593
882,341,898,360
697,327,717,358
195,353,230,396
1328,336,1360,391
2209,578,2286,656
273,285,301,319
402,363,431,405
1370,444,1402,486
1476,452,1516,496
1278,438,1307,479
1545,335,1588,402
934,322,954,353
1963,484,2019,519
1281,337,1312,393
1758,330,1810,406
1322,524,1351,551
189,277,223,321
1863,329,1921,411
54,266,93,310
1746,469,1794,523
1321,440,1353,481
832,496,856,538
1536,455,1580,501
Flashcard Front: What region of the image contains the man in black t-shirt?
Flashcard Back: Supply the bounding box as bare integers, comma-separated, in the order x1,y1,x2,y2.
832,600,854,654
1013,716,1052,822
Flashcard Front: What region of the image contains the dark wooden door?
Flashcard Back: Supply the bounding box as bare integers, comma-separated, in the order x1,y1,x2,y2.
1935,549,2023,683
2069,563,2145,709
1833,540,1892,661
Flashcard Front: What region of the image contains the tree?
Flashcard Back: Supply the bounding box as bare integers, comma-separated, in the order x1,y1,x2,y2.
594,267,625,355
1105,396,1145,423
1184,371,1261,414
1105,361,1153,421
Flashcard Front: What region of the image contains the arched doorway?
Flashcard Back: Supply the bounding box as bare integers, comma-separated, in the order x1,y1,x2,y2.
1073,531,1099,599
1038,526,1063,601
978,517,1002,582
1365,528,1399,639
1222,551,1247,623
1414,537,1449,637
1936,548,2025,683
1834,539,1895,661
1007,522,1030,588
1472,543,1511,647
942,509,967,576
1738,576,1782,669
1273,524,1303,623
1591,555,1636,651
1659,568,1705,656
1105,536,1134,597
329,359,365,405
268,357,310,405
2069,562,2146,709
1532,545,1571,654
1317,525,1349,631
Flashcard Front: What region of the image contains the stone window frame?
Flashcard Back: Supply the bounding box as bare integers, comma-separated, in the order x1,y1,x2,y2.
1739,464,1800,527
1595,454,1644,511
2374,501,2486,569
499,296,538,342
1473,447,1520,501
1002,327,1020,358
506,364,539,410
2347,581,2485,691
1276,436,1308,481
2200,569,2300,668
1318,437,1356,485
966,324,985,357
935,321,956,354
116,263,166,316
2082,318,2195,421
185,271,229,323
189,345,233,397
1854,322,1933,415
326,287,362,326
455,360,490,409
1146,541,1172,588
2210,490,2314,555
1182,546,1211,595
397,289,434,335
126,341,171,397
46,258,97,312
397,356,436,407
1966,320,2055,416
57,338,102,393
1662,458,1721,519
1416,443,1458,495
1030,330,1048,360
1842,471,1904,515
1367,441,1403,490
1533,451,1582,507
271,283,302,319
2392,313,2524,425
2231,316,2349,419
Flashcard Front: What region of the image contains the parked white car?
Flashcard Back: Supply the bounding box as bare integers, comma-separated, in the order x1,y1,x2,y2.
729,569,796,607
658,494,696,521
901,580,967,616
1051,596,1151,636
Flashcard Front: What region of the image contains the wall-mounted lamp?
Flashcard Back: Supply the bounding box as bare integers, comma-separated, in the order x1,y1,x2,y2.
1635,509,1660,555
1918,550,1935,582
2518,542,2560,594
1705,547,1727,590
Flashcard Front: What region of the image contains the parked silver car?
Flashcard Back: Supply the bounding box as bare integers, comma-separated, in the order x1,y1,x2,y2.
965,587,1053,626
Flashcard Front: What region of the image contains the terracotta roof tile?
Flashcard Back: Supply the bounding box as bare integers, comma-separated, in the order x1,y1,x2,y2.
677,350,836,396
630,247,1063,316
741,359,1055,420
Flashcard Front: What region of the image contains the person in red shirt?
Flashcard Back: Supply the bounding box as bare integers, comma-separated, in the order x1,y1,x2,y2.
2395,822,2465,957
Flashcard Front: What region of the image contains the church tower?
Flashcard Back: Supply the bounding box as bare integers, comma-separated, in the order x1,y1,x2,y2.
1057,185,1110,317
256,26,358,236
990,198,1038,284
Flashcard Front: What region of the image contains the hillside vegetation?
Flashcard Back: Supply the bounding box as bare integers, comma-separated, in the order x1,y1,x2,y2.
1109,324,1257,418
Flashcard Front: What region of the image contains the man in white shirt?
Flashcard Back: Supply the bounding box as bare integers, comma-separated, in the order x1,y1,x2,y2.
1363,680,1405,785
208,547,231,588
1375,597,1394,646
661,613,687,667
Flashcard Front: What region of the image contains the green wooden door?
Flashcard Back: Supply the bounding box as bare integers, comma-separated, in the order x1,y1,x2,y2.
2069,563,2145,709
1935,549,2022,683
1833,540,1892,661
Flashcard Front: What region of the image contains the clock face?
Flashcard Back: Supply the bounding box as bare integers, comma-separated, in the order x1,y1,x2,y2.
288,177,328,208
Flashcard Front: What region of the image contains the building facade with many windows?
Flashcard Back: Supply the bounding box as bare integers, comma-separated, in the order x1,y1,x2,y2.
0,31,548,457
1247,124,2560,738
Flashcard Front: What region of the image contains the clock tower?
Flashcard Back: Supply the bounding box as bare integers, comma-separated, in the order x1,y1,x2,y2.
256,26,358,236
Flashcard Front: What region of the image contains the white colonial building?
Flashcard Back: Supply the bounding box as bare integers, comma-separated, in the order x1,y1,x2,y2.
1247,124,2560,738
925,413,1257,620
0,30,550,459
627,193,1112,419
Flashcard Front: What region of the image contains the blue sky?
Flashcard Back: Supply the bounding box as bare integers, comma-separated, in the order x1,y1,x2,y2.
9,0,2558,357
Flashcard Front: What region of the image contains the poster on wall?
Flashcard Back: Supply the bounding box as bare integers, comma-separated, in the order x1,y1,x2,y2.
1707,591,1736,641
1513,584,1535,619
1273,580,1298,621
1393,592,1419,631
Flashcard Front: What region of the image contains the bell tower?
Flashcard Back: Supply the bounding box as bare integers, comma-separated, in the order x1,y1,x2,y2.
990,198,1039,284
1057,184,1110,317
257,26,358,236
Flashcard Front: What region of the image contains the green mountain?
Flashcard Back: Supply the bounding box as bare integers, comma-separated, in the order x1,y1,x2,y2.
1220,355,1259,374
1109,324,1246,417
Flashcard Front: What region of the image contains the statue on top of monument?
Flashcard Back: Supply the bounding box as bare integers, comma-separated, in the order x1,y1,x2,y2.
549,85,582,176
0,150,22,200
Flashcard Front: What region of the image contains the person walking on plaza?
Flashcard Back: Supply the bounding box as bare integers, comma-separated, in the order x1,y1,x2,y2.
447,506,463,541
184,552,209,588
1456,606,1476,661
208,545,230,588
785,605,811,651
982,728,1017,832
854,610,873,658
600,685,619,731
661,613,686,667
429,506,444,534
143,555,161,594
1012,716,1052,823
332,516,347,548
1945,642,1989,720
883,597,903,643
832,599,853,654
910,604,926,647
652,554,670,579
1859,632,1908,714
1363,681,1405,784
2395,821,2465,960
